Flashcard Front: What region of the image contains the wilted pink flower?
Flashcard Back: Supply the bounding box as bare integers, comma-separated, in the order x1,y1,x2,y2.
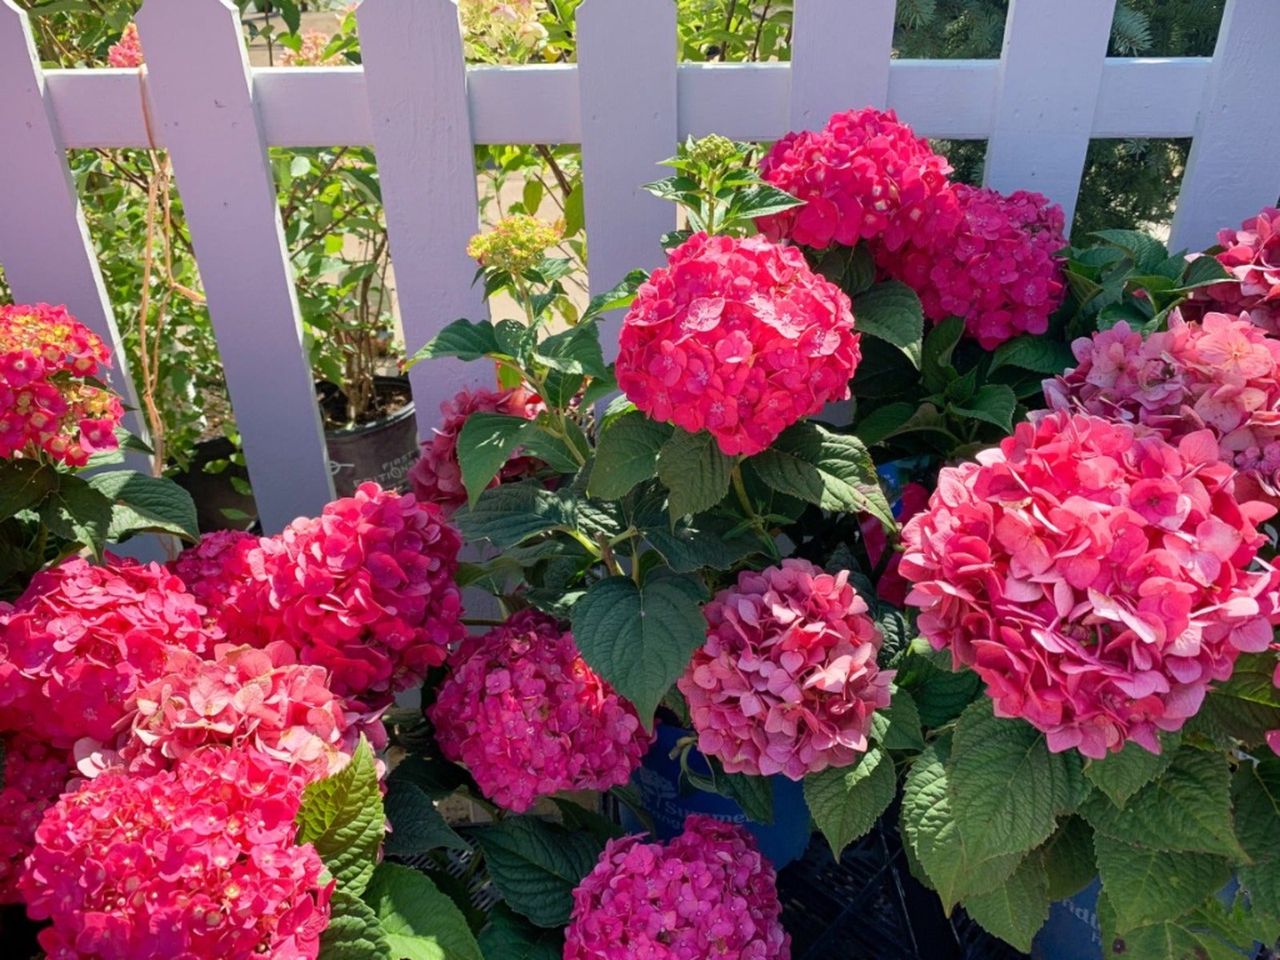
22,745,331,960
107,23,143,68
900,410,1280,759
1046,313,1280,503
678,559,893,779
565,815,789,960
169,529,270,634
617,232,860,457
0,558,211,747
408,385,546,512
0,734,73,904
881,185,1067,349
1185,207,1280,332
429,610,649,812
757,107,959,253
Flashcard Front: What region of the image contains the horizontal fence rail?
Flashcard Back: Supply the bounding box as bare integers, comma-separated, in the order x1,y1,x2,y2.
1,0,1278,532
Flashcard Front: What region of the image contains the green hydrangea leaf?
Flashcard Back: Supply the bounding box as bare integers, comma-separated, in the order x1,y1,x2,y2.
382,781,469,858
962,853,1051,952
406,318,500,366
805,747,897,857
363,863,483,960
656,429,734,520
1099,894,1249,960
851,280,924,349
478,905,563,960
1234,757,1280,925
296,739,384,896
471,817,603,928
1084,733,1180,808
318,889,391,960
588,413,673,500
87,470,199,542
1039,816,1097,901
1096,838,1231,932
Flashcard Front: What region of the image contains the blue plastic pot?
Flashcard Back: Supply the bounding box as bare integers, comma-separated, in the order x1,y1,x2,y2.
618,723,811,868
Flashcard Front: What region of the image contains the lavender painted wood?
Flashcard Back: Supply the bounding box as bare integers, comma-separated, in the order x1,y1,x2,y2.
356,0,488,441
577,0,677,351
136,0,332,532
983,0,1118,226
1170,0,1280,251
790,0,895,129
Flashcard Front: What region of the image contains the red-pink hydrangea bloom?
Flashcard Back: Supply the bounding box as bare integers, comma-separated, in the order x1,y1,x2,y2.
616,232,860,456
22,745,331,960
0,734,73,904
900,410,1280,759
564,814,790,960
169,529,270,634
0,303,125,467
408,385,545,512
1045,313,1280,503
428,610,649,812
1185,207,1280,333
757,107,959,253
107,23,143,68
0,558,211,747
880,185,1067,349
249,483,465,711
678,559,893,779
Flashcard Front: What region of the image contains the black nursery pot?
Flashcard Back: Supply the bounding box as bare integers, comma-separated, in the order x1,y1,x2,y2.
320,376,419,498
173,436,258,532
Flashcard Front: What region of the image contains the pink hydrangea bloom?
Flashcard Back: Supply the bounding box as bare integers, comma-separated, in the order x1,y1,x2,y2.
678,559,893,779
107,23,143,68
564,814,790,960
169,529,270,634
429,610,650,812
0,734,73,904
249,483,465,711
22,745,331,960
408,386,545,512
1185,207,1280,333
880,185,1067,349
900,410,1280,759
757,107,959,253
1045,313,1280,503
112,641,374,780
0,558,211,747
616,232,861,456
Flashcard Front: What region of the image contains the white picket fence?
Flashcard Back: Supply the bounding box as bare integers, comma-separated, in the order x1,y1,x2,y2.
1,0,1278,532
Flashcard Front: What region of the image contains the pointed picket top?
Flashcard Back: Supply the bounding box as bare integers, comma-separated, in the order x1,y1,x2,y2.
136,0,334,531
356,0,489,439
790,0,895,131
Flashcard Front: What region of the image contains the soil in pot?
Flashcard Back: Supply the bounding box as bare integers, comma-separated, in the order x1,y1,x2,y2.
172,436,258,533
318,376,419,498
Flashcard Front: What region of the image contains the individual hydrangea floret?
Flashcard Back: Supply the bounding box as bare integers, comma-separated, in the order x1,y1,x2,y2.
564,814,790,960
0,557,211,746
467,214,562,275
757,107,959,253
1045,313,1280,503
880,185,1067,349
900,410,1280,759
107,22,143,68
428,609,650,812
616,232,860,456
0,734,73,904
678,558,893,779
408,385,546,512
21,745,331,960
1184,207,1280,332
0,303,125,466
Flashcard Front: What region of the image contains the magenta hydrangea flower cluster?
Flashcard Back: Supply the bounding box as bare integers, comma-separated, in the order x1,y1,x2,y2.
0,734,73,904
429,609,650,812
0,557,212,747
678,559,893,779
168,528,264,631
21,745,331,960
880,185,1067,349
757,107,959,253
1045,312,1280,504
616,232,861,456
1185,206,1280,332
900,410,1280,758
409,385,546,512
564,815,790,960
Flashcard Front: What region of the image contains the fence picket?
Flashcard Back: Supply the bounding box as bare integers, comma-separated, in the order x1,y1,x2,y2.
790,0,895,130
356,0,488,440
1169,0,1280,252
983,0,1117,226
577,0,677,349
136,0,332,532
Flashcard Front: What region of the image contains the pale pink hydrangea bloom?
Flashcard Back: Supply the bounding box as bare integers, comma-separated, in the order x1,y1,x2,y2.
678,559,893,779
757,107,959,254
1185,207,1280,333
21,745,331,960
429,610,650,812
408,386,546,512
564,815,790,960
616,232,861,457
0,734,73,904
107,23,143,68
0,558,211,747
1046,313,1280,503
900,410,1280,759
